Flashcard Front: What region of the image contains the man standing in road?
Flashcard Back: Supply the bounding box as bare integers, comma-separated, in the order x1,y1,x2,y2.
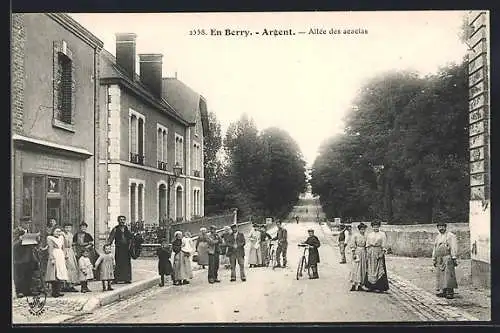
338,224,352,264
272,220,288,268
107,216,134,284
226,223,246,282
207,225,222,284
432,222,458,299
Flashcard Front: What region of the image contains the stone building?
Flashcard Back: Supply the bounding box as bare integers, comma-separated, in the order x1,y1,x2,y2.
11,13,103,237
97,33,208,245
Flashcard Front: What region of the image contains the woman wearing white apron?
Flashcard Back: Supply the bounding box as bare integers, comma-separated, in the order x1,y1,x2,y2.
45,227,69,297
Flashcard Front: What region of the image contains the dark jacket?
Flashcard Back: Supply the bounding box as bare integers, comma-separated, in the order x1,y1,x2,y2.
305,235,321,265
273,228,288,245
225,232,246,258
207,232,221,255
172,238,182,254
157,246,173,275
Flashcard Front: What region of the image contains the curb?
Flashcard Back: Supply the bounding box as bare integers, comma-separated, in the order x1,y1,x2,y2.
56,223,263,323
81,276,161,313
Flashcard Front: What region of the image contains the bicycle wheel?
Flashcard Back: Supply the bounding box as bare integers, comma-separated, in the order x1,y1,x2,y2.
296,256,306,280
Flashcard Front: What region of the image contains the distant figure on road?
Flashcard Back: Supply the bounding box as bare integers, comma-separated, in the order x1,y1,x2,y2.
349,223,368,291
226,223,246,282
272,220,288,268
295,215,299,224
365,220,389,292
432,222,458,299
303,229,320,279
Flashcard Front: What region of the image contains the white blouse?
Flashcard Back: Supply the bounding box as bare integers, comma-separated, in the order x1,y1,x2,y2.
366,231,387,250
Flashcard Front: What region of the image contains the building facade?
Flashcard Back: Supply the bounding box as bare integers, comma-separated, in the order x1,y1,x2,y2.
98,33,208,245
11,13,103,237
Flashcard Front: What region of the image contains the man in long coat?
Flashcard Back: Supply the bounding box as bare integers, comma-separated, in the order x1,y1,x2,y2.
303,229,321,279
13,227,37,297
432,222,458,299
107,216,134,283
225,223,246,282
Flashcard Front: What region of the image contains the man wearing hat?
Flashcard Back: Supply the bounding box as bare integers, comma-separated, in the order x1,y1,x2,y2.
302,229,321,279
13,225,40,297
272,220,288,268
432,222,458,299
207,225,222,283
338,224,352,264
225,223,246,281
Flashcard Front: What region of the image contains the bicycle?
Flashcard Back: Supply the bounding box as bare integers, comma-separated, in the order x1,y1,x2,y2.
296,243,312,280
268,241,277,269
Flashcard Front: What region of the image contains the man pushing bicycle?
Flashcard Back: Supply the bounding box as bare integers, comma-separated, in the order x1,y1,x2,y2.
300,229,321,279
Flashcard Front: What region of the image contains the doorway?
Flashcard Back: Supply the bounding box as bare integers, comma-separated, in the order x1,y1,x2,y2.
47,198,61,227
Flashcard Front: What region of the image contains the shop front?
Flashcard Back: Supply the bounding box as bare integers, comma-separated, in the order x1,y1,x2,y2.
13,139,91,237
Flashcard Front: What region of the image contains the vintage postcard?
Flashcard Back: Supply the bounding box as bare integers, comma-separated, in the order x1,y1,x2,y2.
11,11,490,324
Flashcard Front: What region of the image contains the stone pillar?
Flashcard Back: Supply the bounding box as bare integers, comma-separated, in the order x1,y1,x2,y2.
467,11,490,288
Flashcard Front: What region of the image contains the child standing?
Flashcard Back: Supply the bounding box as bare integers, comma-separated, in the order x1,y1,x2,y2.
157,240,174,287
78,249,94,293
94,244,115,291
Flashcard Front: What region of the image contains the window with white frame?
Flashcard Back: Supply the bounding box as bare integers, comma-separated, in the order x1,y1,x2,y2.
192,142,202,176
192,188,201,216
175,134,184,167
129,109,145,165
157,124,168,170
129,179,145,223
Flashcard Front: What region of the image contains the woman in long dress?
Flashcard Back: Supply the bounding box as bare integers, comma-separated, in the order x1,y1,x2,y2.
195,228,210,269
62,223,79,291
364,220,389,292
248,224,261,268
172,231,193,285
73,222,97,264
259,225,272,267
182,232,195,280
349,222,368,291
45,227,69,297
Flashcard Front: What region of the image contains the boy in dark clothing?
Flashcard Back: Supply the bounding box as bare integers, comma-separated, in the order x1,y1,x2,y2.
303,229,321,279
157,240,174,287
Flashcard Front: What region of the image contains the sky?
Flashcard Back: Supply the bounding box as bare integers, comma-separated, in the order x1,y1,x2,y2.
70,11,468,166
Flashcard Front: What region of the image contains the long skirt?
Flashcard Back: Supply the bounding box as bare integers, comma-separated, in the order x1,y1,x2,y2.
196,242,209,266
248,246,261,265
114,245,132,282
173,252,193,281
364,246,389,291
45,249,69,282
350,247,367,284
435,254,458,290
260,241,269,266
64,248,80,284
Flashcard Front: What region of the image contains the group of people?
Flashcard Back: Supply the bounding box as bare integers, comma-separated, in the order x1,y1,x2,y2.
338,220,459,299
156,220,294,286
13,215,142,298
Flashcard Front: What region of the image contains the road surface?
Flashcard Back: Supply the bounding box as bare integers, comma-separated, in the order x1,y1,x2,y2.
69,202,422,323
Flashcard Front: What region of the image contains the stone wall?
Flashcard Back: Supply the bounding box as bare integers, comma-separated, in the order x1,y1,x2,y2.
381,223,470,259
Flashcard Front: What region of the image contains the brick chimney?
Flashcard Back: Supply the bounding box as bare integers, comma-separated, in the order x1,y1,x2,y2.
115,33,137,78
139,54,163,98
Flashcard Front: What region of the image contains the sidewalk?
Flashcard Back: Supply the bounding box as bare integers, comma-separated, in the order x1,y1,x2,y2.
13,222,262,325
319,222,489,321
12,258,160,324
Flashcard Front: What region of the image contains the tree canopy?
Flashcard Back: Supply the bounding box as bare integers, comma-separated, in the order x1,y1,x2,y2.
311,60,468,224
